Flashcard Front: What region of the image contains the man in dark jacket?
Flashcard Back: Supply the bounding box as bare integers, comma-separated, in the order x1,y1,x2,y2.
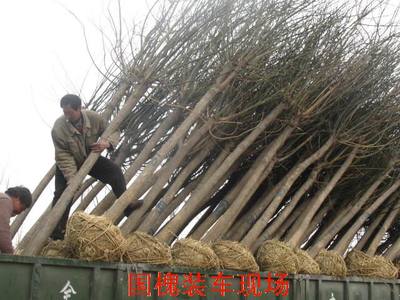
0,186,32,253
51,94,139,240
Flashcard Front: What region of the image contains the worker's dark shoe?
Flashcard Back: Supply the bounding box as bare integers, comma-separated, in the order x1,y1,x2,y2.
123,201,143,217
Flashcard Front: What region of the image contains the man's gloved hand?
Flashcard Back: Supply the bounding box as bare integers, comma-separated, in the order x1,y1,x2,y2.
90,139,110,153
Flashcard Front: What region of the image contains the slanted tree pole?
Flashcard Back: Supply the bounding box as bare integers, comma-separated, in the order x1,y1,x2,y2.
138,145,211,234
287,147,358,247
225,174,285,241
121,139,212,234
254,165,320,249
275,199,309,240
191,158,275,240
227,136,329,242
202,124,296,242
11,165,56,238
104,65,241,222
384,237,400,260
333,181,400,255
156,103,286,243
150,177,202,235
354,212,386,252
120,121,212,234
365,206,399,255
17,176,101,251
241,137,334,246
308,166,394,256
174,163,240,240
152,146,231,237
298,200,335,246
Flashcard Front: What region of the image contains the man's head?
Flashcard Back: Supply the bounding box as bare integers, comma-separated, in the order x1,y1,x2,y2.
60,94,82,123
5,186,32,216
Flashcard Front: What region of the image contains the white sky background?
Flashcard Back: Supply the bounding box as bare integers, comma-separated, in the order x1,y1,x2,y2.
0,0,399,244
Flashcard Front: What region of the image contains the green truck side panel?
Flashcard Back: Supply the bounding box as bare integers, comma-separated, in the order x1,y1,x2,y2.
0,255,398,300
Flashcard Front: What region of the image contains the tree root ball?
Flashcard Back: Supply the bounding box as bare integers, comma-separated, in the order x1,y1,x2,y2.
256,240,299,274
212,240,259,272
345,250,398,279
315,250,347,277
172,238,220,269
293,248,320,275
124,231,172,265
65,211,125,262
40,239,73,259
395,260,400,279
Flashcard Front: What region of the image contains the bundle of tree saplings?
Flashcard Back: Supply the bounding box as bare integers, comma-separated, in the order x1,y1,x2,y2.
13,0,400,277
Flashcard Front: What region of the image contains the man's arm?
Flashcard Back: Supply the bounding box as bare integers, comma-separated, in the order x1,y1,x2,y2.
0,200,14,254
51,129,78,183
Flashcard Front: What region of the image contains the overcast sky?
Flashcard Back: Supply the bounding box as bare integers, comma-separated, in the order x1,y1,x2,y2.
0,0,399,242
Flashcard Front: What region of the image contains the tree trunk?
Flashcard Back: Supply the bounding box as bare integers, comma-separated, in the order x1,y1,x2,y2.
365,206,398,255
156,103,286,242
255,165,320,248
151,177,201,235
298,200,334,246
384,237,400,260
102,81,130,119
155,164,235,238
287,147,358,247
16,206,51,252
307,167,392,256
353,213,385,252
202,124,296,242
186,206,215,238
122,142,211,234
155,152,239,244
191,158,274,240
137,146,211,234
333,181,400,255
16,176,100,251
120,122,212,234
276,200,309,240
16,174,108,251
241,137,334,246
222,125,325,242
104,67,239,222
91,111,180,211
146,148,232,236
251,199,310,253
11,165,56,238
225,174,284,241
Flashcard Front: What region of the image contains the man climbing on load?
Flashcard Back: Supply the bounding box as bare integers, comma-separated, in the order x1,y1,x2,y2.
51,94,141,240
0,186,32,253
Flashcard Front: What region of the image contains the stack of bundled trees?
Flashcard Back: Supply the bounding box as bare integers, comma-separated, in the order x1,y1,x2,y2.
13,0,400,264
